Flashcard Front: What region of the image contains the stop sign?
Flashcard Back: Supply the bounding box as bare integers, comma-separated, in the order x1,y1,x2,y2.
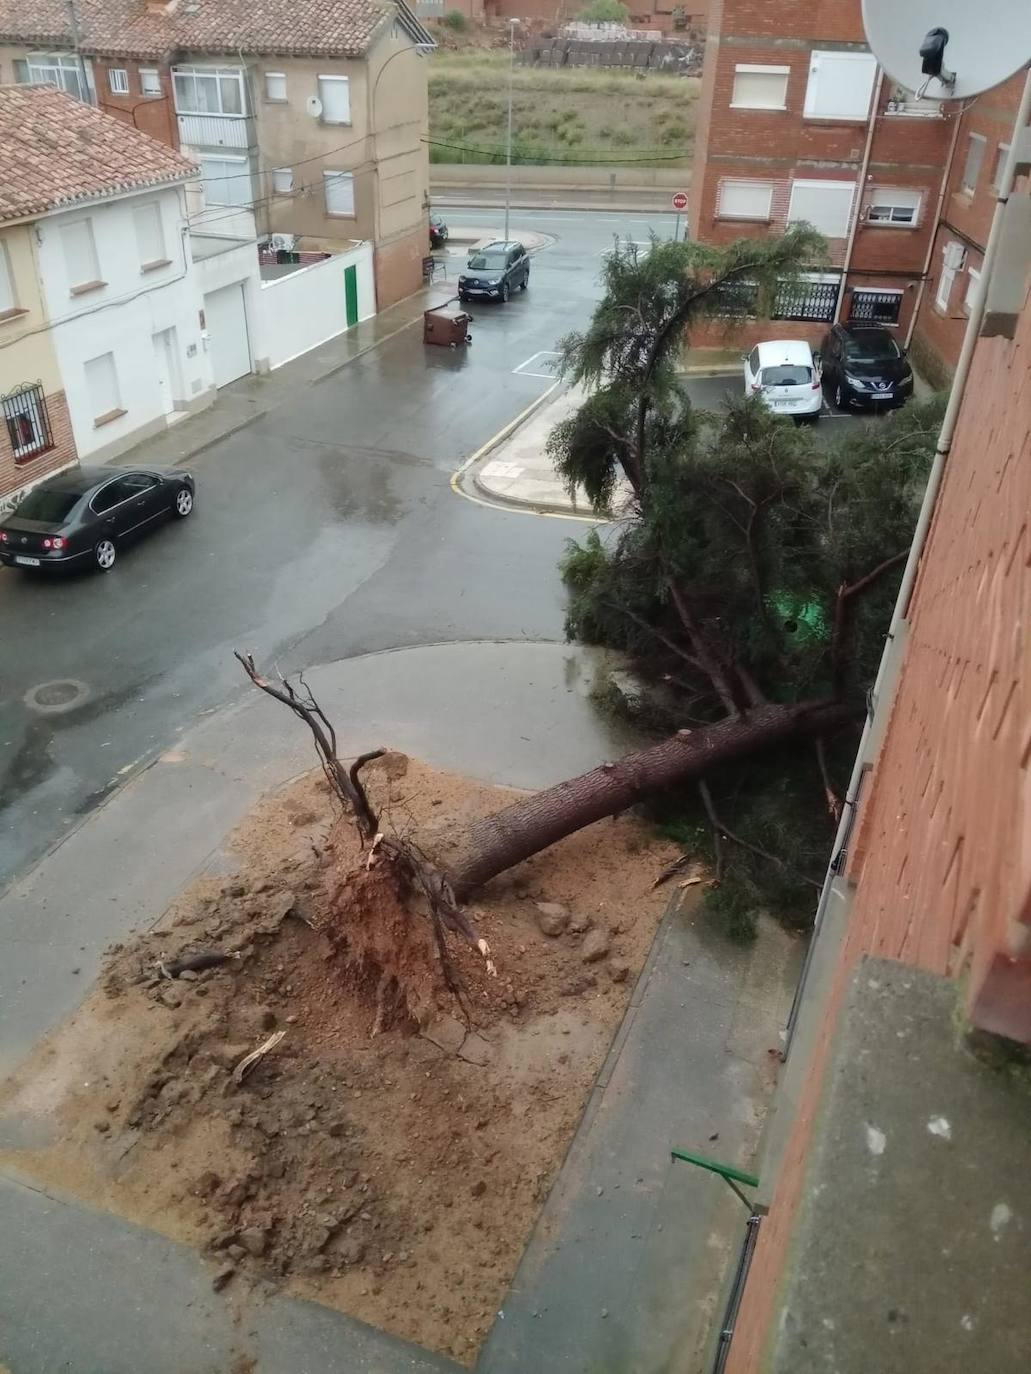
671,191,688,211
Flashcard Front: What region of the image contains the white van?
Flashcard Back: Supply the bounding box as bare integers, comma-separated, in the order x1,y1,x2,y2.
742,340,823,422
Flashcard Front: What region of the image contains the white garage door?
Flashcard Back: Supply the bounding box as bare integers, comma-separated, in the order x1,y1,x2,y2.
204,283,251,388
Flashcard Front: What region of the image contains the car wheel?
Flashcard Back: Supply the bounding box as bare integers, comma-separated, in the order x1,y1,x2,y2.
833,381,847,411
501,281,510,303
173,486,194,518
520,272,529,291
94,538,117,572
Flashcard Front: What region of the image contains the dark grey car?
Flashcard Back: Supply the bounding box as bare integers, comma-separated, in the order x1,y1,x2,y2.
458,241,530,304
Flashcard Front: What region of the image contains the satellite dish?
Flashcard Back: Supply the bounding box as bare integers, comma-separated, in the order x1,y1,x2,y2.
861,0,1031,99
306,95,323,118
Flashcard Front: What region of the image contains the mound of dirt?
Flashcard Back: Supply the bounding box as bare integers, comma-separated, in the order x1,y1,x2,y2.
0,757,681,1365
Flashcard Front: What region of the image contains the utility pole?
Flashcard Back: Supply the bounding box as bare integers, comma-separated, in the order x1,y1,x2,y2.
504,19,518,242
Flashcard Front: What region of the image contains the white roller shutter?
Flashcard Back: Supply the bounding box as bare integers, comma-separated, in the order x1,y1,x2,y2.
717,181,774,221
804,51,877,120
788,180,857,238
204,283,251,388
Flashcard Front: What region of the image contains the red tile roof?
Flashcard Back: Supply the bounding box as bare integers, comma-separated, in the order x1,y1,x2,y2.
0,0,412,60
0,85,196,222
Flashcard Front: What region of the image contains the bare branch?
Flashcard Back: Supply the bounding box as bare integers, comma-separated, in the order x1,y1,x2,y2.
697,779,821,890
814,737,843,824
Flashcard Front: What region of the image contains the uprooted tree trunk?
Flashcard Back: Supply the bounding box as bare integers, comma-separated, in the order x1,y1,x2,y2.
447,698,848,898
237,653,849,1016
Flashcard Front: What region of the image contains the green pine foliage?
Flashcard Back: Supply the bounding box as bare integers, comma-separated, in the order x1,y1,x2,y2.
554,236,946,940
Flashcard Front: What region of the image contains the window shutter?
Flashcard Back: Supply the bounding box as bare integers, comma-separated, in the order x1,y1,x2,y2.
717,181,773,220
962,135,986,192
318,76,351,124
323,170,355,215
731,66,788,110
84,353,120,419
265,71,286,101
272,167,293,194
133,203,165,265
0,243,15,311
787,180,857,237
804,51,877,120
60,218,100,286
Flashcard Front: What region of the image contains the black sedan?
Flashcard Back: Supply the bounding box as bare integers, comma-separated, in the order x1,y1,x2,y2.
818,323,914,411
0,464,195,573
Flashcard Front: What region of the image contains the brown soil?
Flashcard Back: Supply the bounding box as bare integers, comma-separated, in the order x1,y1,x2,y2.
0,756,680,1366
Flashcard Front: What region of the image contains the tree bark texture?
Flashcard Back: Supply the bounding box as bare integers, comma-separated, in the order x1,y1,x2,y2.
449,699,848,898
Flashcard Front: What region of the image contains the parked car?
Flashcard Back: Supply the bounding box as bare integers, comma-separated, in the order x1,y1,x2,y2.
429,213,448,249
458,241,530,304
0,465,195,574
818,323,914,411
743,339,823,423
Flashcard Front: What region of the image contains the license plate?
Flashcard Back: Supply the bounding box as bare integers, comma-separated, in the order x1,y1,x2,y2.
14,556,40,567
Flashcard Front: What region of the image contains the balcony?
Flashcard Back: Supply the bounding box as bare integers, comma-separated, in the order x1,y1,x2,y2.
176,112,254,151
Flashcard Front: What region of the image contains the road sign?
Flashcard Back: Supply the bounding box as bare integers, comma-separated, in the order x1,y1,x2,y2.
671,191,688,211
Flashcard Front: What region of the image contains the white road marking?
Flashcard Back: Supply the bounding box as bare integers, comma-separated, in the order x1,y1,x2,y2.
513,351,561,378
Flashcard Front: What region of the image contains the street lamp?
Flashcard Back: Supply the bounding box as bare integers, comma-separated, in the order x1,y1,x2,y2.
504,19,519,242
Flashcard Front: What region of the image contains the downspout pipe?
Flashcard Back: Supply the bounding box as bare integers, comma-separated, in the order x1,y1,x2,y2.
785,64,1031,1054
832,66,884,324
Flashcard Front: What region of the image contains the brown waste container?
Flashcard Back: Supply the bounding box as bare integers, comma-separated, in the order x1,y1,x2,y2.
423,304,473,348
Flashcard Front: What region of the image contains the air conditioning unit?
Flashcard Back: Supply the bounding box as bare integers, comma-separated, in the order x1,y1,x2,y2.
943,241,967,270
271,233,298,253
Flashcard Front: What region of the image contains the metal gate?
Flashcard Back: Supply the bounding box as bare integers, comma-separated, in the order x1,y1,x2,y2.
773,278,838,322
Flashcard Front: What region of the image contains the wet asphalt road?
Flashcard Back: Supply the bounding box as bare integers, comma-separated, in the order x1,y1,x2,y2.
0,206,676,885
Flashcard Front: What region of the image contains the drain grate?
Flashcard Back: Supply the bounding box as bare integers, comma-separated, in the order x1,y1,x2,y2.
23,678,90,715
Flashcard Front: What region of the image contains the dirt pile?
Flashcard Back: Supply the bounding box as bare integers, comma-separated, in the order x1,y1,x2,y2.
1,757,679,1364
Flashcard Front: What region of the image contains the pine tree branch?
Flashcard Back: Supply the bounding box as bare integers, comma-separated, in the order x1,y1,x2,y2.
814,736,843,824
697,779,822,890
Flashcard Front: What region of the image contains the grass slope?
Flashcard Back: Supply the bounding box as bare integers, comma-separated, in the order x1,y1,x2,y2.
429,51,699,166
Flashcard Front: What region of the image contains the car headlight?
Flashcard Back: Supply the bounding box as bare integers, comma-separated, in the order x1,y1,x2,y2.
488,278,502,286
899,373,913,388
458,276,467,285
845,374,868,390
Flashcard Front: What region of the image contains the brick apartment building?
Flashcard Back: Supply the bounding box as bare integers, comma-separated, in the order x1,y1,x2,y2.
909,69,1027,387
689,0,959,346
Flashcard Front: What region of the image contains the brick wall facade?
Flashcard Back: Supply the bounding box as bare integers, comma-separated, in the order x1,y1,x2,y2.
0,388,78,506
92,58,179,150
725,202,1031,1374
911,71,1025,383
374,226,425,310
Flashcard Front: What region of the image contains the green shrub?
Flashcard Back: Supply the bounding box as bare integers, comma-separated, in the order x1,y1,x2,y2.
440,10,469,31
578,0,630,22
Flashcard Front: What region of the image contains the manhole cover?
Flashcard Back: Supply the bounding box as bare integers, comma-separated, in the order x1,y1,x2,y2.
24,678,90,714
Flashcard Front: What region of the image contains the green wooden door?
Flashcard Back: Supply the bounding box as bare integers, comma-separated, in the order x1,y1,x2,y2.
344,264,358,328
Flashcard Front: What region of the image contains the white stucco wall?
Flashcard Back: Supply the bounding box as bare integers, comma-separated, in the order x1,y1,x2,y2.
191,231,265,375
37,185,214,459
259,241,375,370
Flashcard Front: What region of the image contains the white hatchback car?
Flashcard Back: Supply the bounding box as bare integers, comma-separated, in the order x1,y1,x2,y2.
743,340,823,422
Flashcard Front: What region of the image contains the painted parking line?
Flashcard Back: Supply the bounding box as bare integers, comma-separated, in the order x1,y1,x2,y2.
600,239,651,257
513,350,561,379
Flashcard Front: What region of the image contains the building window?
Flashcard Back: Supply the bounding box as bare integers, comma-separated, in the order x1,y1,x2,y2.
108,68,129,95
803,50,877,121
848,289,903,325
961,134,986,194
730,64,789,111
59,217,102,291
133,202,167,268
3,383,53,462
323,170,355,216
992,143,1010,191
317,75,352,124
139,68,161,96
271,167,294,194
963,266,982,312
866,188,922,226
716,180,773,221
172,66,246,117
787,180,857,238
27,53,91,102
84,352,122,424
936,241,964,311
0,241,18,314
199,155,252,207
265,71,287,101
773,274,840,322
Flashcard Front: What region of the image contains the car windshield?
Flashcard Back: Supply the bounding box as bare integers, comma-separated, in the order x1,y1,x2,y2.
468,253,507,271
845,333,901,363
12,488,80,522
761,364,811,386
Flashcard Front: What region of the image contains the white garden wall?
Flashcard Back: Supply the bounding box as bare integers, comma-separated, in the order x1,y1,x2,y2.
259,242,375,371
